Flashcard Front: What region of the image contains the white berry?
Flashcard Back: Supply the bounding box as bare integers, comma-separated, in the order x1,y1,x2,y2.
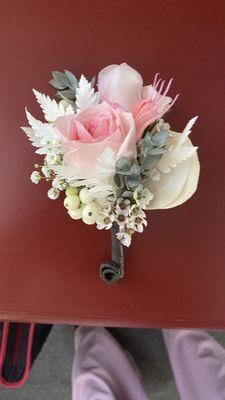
79,188,93,204
64,195,80,210
68,206,84,220
82,202,98,225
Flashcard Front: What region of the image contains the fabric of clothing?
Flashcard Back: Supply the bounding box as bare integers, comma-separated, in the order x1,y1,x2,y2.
72,326,149,400
72,326,225,400
163,329,225,400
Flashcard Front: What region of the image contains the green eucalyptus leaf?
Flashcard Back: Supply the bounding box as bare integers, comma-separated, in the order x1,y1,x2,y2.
142,155,161,170
52,71,69,86
49,79,66,90
125,174,141,190
116,158,131,174
152,130,169,147
56,91,75,105
138,155,145,166
64,70,78,89
144,134,153,146
143,144,154,156
113,174,125,189
57,89,76,100
148,147,167,155
129,163,140,176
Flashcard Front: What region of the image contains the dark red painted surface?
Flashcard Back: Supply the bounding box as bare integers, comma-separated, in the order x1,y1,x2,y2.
0,0,224,328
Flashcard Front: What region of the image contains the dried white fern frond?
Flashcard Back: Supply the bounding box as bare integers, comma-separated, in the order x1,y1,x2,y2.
157,144,198,173
55,148,116,185
76,75,98,112
33,89,74,122
24,110,61,154
25,110,58,139
157,117,198,174
53,163,86,183
54,147,116,197
21,127,42,148
95,148,116,181
177,116,198,145
88,185,115,198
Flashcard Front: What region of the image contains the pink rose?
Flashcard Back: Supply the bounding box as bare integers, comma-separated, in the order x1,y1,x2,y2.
98,63,177,140
53,102,136,172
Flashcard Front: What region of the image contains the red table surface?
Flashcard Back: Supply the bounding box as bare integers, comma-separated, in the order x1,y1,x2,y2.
0,0,224,329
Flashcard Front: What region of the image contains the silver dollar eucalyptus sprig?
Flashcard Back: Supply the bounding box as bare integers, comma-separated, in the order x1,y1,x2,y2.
49,70,78,104
113,158,141,198
138,129,169,172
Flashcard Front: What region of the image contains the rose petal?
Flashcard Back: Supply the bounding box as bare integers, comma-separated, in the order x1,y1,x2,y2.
117,112,136,160
63,111,136,172
53,114,93,142
98,63,143,111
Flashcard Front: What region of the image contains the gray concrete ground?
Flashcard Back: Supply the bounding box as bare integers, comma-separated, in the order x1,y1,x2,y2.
0,325,224,400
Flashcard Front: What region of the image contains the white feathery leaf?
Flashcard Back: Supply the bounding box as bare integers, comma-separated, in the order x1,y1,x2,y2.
21,127,42,148
76,75,98,112
82,148,116,196
54,148,116,186
95,148,116,180
33,89,74,122
53,164,88,183
54,147,116,197
24,110,62,154
157,117,198,174
26,109,45,136
33,89,65,122
21,126,36,142
35,147,49,155
88,185,115,198
158,145,198,173
25,110,57,139
177,116,198,145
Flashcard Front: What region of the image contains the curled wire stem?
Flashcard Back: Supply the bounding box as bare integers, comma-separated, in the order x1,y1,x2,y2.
99,224,124,285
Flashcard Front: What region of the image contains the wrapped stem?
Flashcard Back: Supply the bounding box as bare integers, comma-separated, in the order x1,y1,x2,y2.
99,224,124,285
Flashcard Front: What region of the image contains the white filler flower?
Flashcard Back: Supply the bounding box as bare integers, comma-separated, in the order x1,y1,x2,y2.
30,171,41,184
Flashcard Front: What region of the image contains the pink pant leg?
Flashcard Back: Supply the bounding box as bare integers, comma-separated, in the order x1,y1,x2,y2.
72,326,149,400
163,329,225,400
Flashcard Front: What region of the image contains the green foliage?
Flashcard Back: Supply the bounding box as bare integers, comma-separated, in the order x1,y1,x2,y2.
64,70,78,89
113,127,169,197
113,174,125,189
138,129,169,172
115,158,132,175
49,70,78,103
125,174,141,190
57,89,76,101
114,158,141,195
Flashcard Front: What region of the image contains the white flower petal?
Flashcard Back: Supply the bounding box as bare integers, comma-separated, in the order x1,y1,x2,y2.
146,144,200,210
